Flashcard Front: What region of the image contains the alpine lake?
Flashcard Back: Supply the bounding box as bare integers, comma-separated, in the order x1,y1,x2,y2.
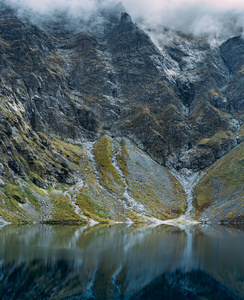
0,223,244,300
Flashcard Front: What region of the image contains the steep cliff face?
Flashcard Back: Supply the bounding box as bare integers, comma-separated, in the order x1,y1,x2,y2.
0,2,243,223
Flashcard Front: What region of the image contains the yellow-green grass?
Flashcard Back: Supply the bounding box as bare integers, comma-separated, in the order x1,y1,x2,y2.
76,193,113,223
47,191,83,224
194,142,244,214
94,135,125,195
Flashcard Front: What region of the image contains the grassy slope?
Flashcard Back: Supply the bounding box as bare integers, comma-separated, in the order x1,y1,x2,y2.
194,141,244,222
1,134,243,224
116,138,187,221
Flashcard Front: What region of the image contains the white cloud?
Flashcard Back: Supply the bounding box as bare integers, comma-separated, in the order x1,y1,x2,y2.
6,0,244,42
8,0,244,14
122,0,244,42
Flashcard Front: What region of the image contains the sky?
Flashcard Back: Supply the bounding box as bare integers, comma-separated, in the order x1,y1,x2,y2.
147,0,244,9
7,0,244,42
8,0,244,11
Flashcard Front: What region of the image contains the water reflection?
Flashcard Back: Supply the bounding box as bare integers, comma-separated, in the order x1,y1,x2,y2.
0,224,243,299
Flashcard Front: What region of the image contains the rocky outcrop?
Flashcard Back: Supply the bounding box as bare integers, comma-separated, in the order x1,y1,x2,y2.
220,37,244,112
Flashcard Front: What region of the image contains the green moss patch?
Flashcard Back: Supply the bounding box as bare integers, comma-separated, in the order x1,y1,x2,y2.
239,123,244,140
198,130,233,148
117,139,129,177
4,183,26,204
76,193,112,223
0,183,36,223
94,135,125,195
48,192,82,224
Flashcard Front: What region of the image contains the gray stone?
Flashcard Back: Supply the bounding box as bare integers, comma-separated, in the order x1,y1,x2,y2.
0,178,5,187
0,163,4,176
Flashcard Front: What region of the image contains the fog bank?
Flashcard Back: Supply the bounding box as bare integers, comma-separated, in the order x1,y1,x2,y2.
5,0,244,42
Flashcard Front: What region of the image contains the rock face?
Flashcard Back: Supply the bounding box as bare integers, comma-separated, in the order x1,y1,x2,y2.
0,1,243,223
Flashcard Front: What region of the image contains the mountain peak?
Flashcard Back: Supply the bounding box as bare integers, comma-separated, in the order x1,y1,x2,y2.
120,12,133,24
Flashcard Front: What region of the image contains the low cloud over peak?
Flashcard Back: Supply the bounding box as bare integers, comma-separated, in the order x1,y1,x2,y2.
5,0,244,43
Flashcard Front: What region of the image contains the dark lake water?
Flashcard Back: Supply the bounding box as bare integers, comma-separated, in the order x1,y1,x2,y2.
0,223,244,300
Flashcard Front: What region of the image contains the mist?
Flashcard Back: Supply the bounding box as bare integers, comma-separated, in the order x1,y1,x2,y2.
5,0,244,43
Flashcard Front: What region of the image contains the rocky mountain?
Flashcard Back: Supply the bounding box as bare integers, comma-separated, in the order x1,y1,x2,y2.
0,1,243,224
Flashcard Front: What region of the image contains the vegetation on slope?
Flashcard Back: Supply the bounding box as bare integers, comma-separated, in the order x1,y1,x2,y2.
94,135,125,196
194,141,244,222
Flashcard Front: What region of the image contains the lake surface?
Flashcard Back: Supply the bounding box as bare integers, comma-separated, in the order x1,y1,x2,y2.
0,223,244,300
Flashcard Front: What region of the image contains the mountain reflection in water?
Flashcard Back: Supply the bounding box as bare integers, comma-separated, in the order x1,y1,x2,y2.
0,224,243,300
